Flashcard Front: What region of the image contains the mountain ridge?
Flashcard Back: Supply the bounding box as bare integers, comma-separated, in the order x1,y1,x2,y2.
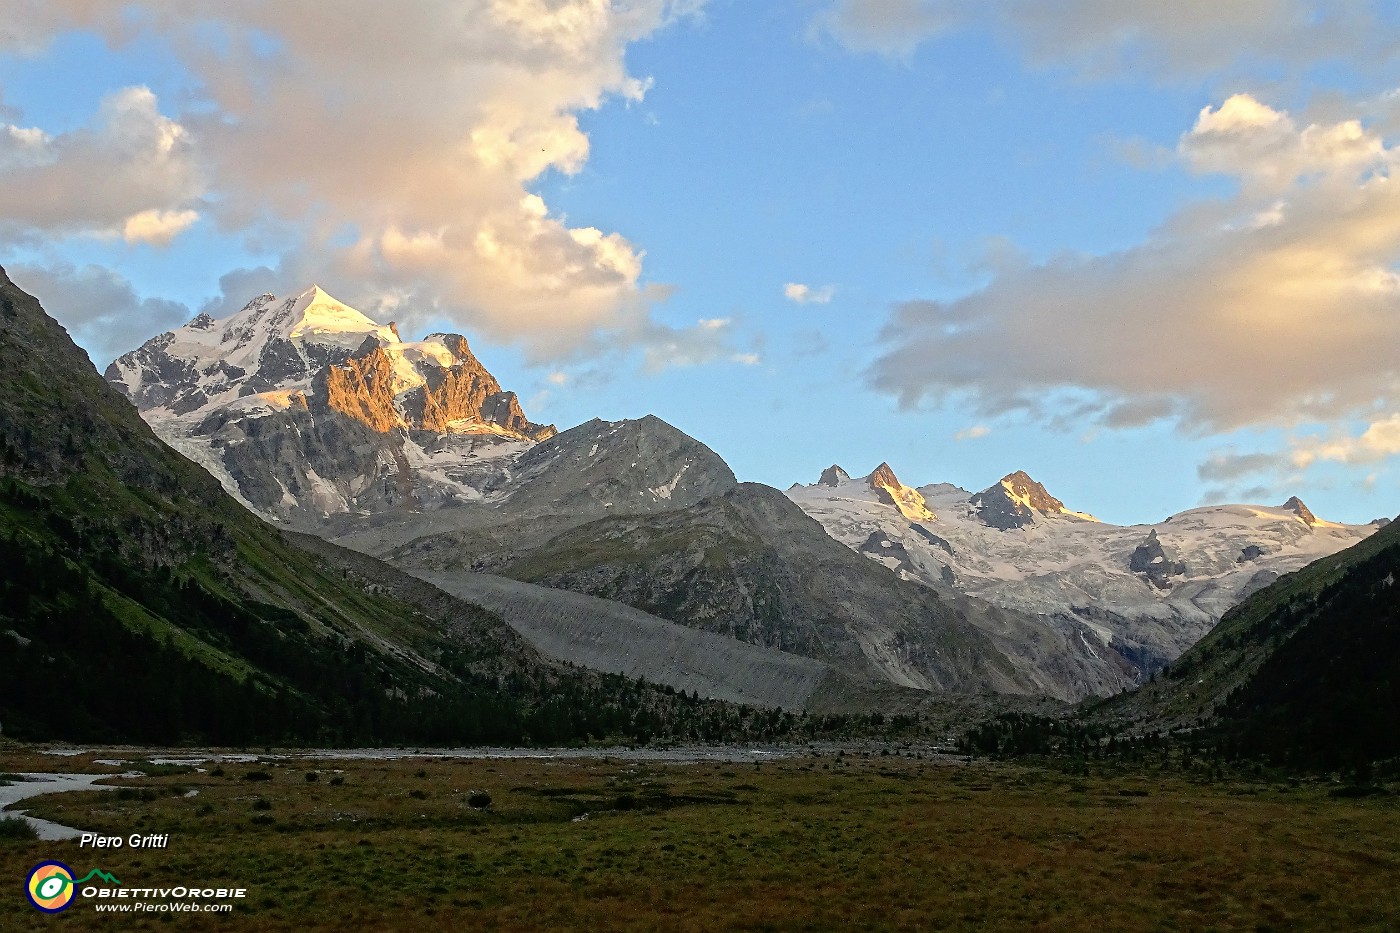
788,465,1376,696
99,283,1382,709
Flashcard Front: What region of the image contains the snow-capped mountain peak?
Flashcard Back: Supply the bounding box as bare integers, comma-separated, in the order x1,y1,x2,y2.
105,285,555,519
105,284,405,415
215,284,399,364
283,285,392,342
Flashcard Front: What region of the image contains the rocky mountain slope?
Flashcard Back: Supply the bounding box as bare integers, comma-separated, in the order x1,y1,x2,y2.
325,416,1100,698
0,268,786,745
1091,513,1399,770
789,464,1376,694
106,285,553,520
323,414,741,563
402,568,863,711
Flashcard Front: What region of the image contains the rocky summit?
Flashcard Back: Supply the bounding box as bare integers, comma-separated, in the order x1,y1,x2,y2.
971,470,1078,530
107,286,554,520
866,462,935,522
1280,495,1317,527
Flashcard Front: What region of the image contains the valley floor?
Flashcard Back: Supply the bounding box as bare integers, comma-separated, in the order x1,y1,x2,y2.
2,744,1398,931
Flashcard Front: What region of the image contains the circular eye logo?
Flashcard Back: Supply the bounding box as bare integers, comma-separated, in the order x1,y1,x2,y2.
27,861,76,913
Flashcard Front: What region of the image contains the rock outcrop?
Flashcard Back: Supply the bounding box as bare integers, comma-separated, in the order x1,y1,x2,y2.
315,337,401,432
1129,529,1187,589
1238,544,1265,563
314,335,553,439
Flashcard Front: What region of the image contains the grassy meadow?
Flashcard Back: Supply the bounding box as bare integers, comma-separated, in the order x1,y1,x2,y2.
2,745,1398,931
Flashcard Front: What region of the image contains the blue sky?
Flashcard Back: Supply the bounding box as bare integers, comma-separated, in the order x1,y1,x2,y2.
3,1,1399,524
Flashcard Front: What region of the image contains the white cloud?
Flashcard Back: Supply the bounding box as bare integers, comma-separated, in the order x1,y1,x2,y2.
1196,417,1400,496
0,123,50,168
809,0,955,58
1181,94,1387,197
810,1,1389,77
640,317,740,374
0,1,706,362
730,352,761,366
1197,450,1289,484
784,282,835,304
869,94,1400,437
0,86,201,242
122,208,200,246
1198,484,1274,507
546,371,569,386
954,424,990,441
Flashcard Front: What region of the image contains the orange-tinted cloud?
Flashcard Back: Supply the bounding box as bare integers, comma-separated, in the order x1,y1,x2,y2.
0,1,715,363
869,96,1400,436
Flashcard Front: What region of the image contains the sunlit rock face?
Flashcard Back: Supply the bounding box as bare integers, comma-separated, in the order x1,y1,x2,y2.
1281,495,1316,527
972,471,1062,530
315,334,553,439
866,462,935,522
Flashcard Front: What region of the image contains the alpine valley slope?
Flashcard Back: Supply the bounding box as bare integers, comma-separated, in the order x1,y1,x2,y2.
1089,510,1400,771
789,465,1377,695
0,267,794,745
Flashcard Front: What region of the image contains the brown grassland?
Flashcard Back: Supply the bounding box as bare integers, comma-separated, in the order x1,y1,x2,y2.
1,745,1398,932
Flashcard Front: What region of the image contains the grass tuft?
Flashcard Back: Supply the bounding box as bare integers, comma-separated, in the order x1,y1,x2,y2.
0,816,38,840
